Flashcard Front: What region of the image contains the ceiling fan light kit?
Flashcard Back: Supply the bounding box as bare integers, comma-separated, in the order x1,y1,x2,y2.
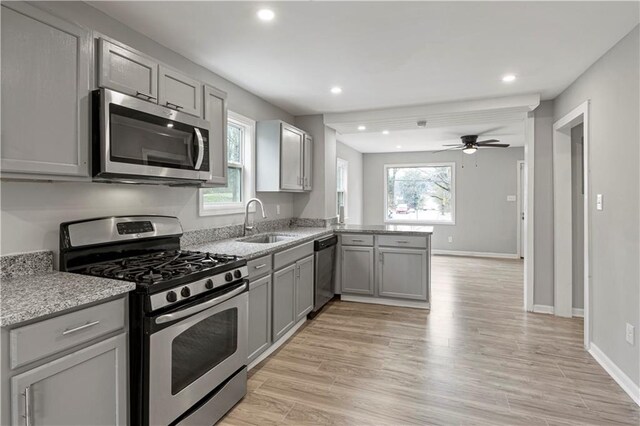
462,146,477,154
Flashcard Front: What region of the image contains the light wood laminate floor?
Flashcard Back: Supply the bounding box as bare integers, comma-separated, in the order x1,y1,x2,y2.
221,255,639,425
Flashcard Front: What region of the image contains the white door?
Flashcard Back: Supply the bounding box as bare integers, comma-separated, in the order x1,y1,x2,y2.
519,161,525,258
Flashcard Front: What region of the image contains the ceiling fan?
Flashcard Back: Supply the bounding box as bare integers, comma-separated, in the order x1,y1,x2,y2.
436,135,510,154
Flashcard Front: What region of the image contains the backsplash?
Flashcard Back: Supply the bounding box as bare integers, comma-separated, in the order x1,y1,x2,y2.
181,218,294,247
1,251,54,280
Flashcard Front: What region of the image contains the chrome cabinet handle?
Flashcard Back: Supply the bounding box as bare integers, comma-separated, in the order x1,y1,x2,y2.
193,128,204,170
351,239,364,242
135,91,157,101
23,386,32,426
165,101,184,110
62,320,100,335
254,264,267,270
156,283,247,324
397,240,409,244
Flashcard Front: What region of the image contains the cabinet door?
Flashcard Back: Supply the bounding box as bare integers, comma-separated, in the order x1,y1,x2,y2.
98,39,158,102
272,264,296,342
1,3,90,178
303,135,313,191
11,334,127,426
158,65,203,117
248,275,272,363
203,85,228,185
341,246,374,295
280,124,304,190
378,247,428,300
295,255,315,321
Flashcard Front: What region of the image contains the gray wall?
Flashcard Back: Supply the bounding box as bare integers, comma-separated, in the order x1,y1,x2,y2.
571,124,584,310
554,25,639,387
533,101,555,306
0,1,295,256
336,142,364,224
363,147,524,254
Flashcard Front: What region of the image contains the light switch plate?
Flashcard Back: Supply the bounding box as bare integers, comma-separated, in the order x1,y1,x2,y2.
276,205,281,215
626,323,635,345
507,195,516,202
448,236,453,243
596,194,603,210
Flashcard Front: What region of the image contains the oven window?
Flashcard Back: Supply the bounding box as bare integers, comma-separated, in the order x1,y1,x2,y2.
171,308,238,395
109,104,208,170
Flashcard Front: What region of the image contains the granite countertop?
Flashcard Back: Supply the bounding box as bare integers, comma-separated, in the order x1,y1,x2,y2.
0,271,135,327
332,224,434,235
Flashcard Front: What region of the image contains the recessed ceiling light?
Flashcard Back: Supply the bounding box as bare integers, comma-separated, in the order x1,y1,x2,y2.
330,86,342,95
257,9,275,21
382,130,390,135
502,74,516,83
396,145,402,149
357,125,366,131
167,123,174,128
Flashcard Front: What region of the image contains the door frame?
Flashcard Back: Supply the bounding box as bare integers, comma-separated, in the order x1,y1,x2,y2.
552,100,590,349
516,160,525,258
523,112,535,312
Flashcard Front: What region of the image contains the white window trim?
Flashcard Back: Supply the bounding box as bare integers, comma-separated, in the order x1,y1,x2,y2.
199,111,256,216
383,162,456,225
337,157,349,220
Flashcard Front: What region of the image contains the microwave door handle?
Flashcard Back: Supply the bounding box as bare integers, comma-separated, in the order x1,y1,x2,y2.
155,282,247,325
193,128,205,170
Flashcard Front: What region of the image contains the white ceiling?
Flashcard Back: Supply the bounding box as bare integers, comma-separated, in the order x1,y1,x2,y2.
89,1,639,115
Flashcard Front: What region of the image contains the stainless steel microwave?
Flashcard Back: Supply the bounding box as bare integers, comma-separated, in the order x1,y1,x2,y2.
92,88,212,184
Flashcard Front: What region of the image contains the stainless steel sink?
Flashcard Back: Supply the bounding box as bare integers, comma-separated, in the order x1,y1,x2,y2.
237,233,295,244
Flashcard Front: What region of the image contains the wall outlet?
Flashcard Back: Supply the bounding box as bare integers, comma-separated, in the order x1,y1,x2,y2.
507,195,516,202
448,236,453,243
626,323,635,345
276,205,280,215
596,194,603,210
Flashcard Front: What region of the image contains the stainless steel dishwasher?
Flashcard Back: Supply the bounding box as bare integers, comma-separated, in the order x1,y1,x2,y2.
312,235,338,314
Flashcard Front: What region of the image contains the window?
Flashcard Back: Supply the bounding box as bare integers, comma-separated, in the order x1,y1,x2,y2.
384,163,455,224
199,112,255,216
337,158,348,219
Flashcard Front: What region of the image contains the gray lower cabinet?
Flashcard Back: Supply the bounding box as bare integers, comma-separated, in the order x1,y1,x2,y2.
378,247,428,300
295,255,314,321
158,65,203,117
272,264,297,342
341,246,375,295
11,333,127,425
248,275,272,363
1,2,91,179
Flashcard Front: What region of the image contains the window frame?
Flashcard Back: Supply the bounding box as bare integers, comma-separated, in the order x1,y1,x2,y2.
336,157,349,219
198,111,256,216
383,162,456,225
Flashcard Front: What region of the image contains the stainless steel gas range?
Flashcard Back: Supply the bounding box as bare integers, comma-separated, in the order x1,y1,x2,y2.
59,216,248,425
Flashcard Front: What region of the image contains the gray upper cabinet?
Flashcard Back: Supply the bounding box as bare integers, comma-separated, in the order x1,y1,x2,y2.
257,120,311,192
248,275,272,364
1,2,90,178
158,65,203,117
203,85,228,185
378,247,428,300
98,38,158,102
11,333,127,426
341,246,375,295
303,134,313,191
272,264,297,342
295,255,314,321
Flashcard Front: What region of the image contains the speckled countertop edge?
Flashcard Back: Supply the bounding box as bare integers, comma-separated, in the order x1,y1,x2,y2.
0,271,135,327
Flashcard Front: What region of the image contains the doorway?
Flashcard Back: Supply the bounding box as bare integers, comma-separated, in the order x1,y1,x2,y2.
552,100,590,349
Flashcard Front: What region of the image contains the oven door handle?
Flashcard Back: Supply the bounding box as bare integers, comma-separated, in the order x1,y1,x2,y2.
155,282,247,325
193,128,205,171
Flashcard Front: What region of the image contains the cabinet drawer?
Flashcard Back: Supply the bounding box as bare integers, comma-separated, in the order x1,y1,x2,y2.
273,241,313,270
247,255,272,280
341,234,374,246
377,235,427,249
10,298,126,369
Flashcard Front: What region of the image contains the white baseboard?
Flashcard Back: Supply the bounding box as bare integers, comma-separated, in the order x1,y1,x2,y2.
248,317,307,371
572,308,584,318
532,304,555,314
340,294,430,310
432,249,519,259
589,343,640,406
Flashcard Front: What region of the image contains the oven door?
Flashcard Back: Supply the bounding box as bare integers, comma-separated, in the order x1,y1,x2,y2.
97,88,212,181
147,282,248,425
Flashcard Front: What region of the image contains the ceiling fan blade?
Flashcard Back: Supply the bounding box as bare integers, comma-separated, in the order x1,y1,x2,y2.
476,139,500,144
442,143,464,146
479,143,510,148
432,146,463,154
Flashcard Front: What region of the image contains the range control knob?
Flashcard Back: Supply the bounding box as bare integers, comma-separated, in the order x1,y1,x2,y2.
205,279,214,289
225,272,233,282
166,291,177,303
234,269,242,279
181,287,191,298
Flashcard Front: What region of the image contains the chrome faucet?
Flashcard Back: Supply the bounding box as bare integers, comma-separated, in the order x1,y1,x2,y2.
244,198,267,236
